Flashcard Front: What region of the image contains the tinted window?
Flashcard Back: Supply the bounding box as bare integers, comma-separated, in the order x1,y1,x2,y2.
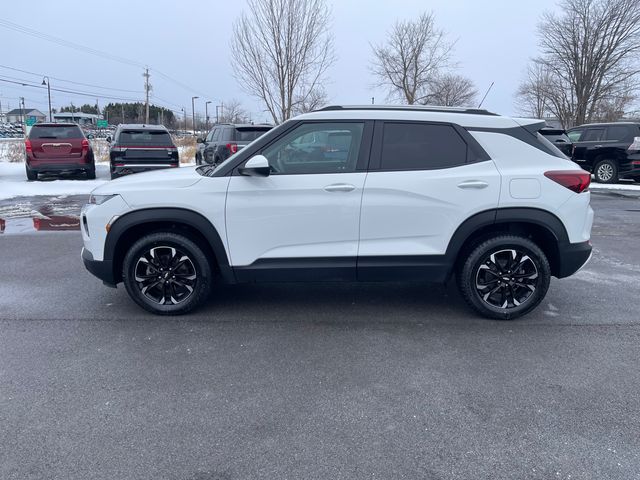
235,128,271,142
567,129,583,142
583,128,605,142
606,125,632,141
262,122,364,175
117,130,173,146
381,123,467,170
205,130,215,142
212,128,221,142
29,125,83,139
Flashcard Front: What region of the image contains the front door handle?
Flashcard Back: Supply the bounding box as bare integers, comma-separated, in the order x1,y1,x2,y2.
324,183,356,192
593,145,603,149
457,180,489,189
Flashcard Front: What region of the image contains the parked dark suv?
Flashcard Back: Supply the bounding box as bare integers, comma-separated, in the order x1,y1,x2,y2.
25,123,95,181
196,123,273,165
109,124,179,179
567,122,640,183
539,128,573,157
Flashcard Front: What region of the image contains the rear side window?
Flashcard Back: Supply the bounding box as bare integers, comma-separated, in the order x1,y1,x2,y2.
606,125,632,141
234,128,271,142
118,130,173,146
583,128,605,142
380,123,467,170
567,129,583,142
29,125,83,139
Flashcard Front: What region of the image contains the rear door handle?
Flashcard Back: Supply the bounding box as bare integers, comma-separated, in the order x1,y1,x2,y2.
593,145,603,149
324,183,356,192
457,180,489,189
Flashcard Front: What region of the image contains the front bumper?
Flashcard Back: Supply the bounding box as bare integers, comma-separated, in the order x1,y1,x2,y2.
82,247,116,287
556,241,592,278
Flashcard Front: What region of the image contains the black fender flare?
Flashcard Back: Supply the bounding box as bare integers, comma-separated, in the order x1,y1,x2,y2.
105,207,234,284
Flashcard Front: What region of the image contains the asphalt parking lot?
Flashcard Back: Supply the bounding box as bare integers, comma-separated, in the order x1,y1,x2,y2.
1,193,639,479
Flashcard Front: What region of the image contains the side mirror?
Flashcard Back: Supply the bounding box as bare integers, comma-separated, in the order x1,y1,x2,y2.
196,137,204,143
87,134,94,139
106,136,112,143
238,155,270,177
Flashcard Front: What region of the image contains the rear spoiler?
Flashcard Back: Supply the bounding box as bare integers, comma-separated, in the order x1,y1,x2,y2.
513,118,546,136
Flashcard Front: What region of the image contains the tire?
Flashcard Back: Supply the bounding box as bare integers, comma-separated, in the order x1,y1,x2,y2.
122,232,213,315
593,159,618,184
86,165,96,180
457,235,551,320
25,164,37,181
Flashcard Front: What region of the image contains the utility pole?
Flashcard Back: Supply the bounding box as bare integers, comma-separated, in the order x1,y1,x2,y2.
20,97,25,133
143,67,151,124
182,107,187,135
42,77,52,121
71,102,75,124
191,96,199,135
205,101,211,131
121,104,125,124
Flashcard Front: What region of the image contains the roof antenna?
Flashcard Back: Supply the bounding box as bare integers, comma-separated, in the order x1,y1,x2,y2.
478,82,495,109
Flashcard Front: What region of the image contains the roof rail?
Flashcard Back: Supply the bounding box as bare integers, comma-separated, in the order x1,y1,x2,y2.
317,105,498,116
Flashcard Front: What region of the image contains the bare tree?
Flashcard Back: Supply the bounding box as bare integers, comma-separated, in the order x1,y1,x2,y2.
534,0,640,127
371,12,453,104
219,99,249,124
423,73,477,107
292,86,328,115
515,62,553,119
230,0,334,124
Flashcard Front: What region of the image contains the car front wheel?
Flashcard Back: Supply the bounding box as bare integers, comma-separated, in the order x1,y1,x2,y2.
122,232,213,315
457,235,551,320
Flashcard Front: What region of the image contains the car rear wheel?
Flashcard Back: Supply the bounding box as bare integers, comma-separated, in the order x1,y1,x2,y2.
25,164,37,181
594,159,618,183
123,232,213,315
457,235,551,320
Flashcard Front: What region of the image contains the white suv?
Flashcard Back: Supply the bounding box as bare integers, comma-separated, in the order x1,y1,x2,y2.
81,106,593,319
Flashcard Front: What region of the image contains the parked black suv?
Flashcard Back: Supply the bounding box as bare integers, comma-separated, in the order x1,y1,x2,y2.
567,122,640,183
196,123,273,165
539,128,573,157
108,124,179,179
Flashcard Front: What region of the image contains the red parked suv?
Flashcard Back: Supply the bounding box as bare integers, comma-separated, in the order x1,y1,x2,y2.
25,123,95,181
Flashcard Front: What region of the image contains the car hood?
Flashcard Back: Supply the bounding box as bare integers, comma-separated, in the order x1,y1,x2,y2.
92,166,202,195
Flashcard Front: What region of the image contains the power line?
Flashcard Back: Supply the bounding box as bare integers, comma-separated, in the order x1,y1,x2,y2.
0,18,219,101
0,64,142,93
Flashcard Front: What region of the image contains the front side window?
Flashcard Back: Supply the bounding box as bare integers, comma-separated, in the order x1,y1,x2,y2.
262,122,364,175
205,130,215,142
380,123,467,170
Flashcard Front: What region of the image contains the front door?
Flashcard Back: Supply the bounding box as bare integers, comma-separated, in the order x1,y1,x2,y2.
225,121,370,281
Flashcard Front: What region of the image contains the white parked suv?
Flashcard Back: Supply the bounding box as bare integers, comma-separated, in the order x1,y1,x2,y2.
81,106,593,319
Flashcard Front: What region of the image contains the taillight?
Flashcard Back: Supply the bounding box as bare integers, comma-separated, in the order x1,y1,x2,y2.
226,143,238,154
25,139,32,153
81,139,89,153
628,136,640,152
544,170,591,193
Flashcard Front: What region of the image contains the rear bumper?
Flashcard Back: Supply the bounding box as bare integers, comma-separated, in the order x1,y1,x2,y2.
556,241,592,278
82,247,116,287
29,162,92,172
111,163,178,176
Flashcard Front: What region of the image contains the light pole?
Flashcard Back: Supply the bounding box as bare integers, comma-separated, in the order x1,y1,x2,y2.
191,96,199,136
205,100,212,131
181,107,186,135
42,77,52,121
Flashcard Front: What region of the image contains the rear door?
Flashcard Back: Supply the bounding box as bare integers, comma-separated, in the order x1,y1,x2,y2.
29,125,84,159
114,129,177,165
358,121,500,280
572,127,605,167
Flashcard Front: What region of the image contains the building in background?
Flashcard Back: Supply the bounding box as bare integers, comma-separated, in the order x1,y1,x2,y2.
52,112,103,126
5,108,46,123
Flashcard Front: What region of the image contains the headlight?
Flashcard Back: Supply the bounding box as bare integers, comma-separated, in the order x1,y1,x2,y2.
88,194,117,205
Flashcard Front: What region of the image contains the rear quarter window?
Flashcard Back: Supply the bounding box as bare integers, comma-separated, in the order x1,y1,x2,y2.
117,130,173,146
29,125,83,139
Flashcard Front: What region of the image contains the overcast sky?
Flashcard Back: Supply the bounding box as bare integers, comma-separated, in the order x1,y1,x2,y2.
0,0,561,122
